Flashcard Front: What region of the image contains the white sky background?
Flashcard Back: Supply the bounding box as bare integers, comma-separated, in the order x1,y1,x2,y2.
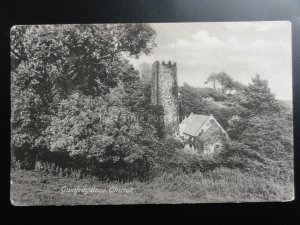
129,21,292,101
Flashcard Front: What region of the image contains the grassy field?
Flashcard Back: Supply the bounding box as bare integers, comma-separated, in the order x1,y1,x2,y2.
10,168,294,205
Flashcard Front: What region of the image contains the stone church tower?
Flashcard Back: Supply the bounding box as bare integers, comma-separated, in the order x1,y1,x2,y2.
151,61,179,134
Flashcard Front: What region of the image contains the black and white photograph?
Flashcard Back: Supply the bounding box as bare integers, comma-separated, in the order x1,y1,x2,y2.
10,22,294,205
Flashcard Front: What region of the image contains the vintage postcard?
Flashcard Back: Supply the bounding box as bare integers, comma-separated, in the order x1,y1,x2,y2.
10,22,294,205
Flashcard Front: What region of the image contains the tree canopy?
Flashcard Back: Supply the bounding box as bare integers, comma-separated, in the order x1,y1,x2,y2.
11,24,157,171
205,72,245,95
237,74,280,117
11,24,156,97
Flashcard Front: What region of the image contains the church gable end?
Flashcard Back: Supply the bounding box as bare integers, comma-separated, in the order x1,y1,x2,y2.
181,114,228,155
198,118,227,154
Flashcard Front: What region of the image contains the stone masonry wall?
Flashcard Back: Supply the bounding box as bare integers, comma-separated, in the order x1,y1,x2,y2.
151,61,179,134
197,119,226,154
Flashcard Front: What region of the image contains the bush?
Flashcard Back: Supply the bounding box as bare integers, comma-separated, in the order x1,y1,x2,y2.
148,138,223,176
36,89,160,181
11,144,37,170
151,167,294,201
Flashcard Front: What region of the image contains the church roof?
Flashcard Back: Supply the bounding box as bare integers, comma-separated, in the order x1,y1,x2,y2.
183,114,211,137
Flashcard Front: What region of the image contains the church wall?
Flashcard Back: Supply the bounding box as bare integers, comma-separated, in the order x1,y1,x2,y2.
151,61,179,134
183,119,226,154
198,120,226,154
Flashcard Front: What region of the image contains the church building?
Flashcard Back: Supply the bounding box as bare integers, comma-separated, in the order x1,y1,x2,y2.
149,60,229,155
179,113,229,154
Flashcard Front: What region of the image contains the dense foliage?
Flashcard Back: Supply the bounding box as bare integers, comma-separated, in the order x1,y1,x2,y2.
205,72,245,95
178,74,293,189
11,24,159,178
11,23,293,200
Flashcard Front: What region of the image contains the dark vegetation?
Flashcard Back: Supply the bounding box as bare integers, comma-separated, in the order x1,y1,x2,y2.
11,24,294,203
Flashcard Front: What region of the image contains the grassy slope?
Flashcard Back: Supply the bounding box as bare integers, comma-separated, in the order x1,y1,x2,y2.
10,170,201,205
10,168,294,205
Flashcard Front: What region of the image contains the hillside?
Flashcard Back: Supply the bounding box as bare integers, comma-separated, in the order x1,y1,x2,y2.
278,100,293,109
10,168,294,205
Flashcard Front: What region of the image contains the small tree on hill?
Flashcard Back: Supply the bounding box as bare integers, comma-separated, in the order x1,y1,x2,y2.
205,72,245,95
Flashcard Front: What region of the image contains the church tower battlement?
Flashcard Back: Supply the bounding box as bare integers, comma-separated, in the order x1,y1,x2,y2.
151,60,179,134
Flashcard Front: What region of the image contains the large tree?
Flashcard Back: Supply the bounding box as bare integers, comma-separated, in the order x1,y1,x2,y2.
178,83,205,118
44,88,155,179
11,24,156,97
11,24,156,169
227,74,282,139
237,74,280,117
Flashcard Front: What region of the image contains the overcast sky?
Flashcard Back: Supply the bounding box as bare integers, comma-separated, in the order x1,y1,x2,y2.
129,21,292,101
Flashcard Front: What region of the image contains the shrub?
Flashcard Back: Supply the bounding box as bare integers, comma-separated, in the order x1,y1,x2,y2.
11,143,37,170
40,90,159,181
148,138,223,176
